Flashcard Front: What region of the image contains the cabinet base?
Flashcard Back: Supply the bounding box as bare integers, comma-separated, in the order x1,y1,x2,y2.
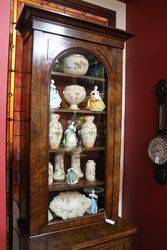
20,218,136,250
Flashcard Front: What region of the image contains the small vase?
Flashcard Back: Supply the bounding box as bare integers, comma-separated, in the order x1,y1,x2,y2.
85,160,96,181
48,162,54,185
53,154,65,181
71,152,83,179
81,116,97,148
49,114,63,149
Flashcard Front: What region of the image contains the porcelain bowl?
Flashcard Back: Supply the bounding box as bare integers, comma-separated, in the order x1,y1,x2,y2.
49,191,91,220
63,54,89,75
63,84,86,110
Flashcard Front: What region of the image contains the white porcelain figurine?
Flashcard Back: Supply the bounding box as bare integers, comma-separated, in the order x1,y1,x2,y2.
50,79,62,109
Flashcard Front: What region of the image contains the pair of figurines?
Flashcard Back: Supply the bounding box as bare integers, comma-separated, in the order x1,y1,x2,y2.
50,79,105,112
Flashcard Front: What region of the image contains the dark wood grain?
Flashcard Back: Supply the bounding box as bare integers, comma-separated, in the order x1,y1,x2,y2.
48,179,104,191
17,4,136,248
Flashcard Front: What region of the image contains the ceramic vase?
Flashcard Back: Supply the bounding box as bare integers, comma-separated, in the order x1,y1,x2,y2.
71,152,83,179
53,154,65,181
85,160,96,181
49,114,63,149
63,54,89,75
48,162,54,185
81,116,97,148
63,85,86,110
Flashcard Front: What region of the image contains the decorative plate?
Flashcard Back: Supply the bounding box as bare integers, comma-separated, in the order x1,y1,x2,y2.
148,135,167,164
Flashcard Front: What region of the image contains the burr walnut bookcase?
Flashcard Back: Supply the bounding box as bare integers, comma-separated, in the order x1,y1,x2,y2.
16,3,136,250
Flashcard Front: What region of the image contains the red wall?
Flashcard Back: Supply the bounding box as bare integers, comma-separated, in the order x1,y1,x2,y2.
0,1,10,249
123,1,167,250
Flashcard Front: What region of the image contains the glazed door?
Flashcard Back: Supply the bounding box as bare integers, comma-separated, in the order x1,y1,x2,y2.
29,29,123,235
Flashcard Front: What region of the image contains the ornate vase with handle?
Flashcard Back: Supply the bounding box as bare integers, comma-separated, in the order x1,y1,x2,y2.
81,116,97,149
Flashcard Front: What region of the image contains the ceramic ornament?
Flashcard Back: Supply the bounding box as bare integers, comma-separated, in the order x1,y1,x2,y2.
63,54,89,75
49,191,91,220
50,79,62,109
85,160,96,181
66,168,79,185
81,116,97,149
53,154,65,181
63,84,86,110
87,85,106,111
71,148,83,179
48,162,54,185
63,121,78,150
49,114,63,149
87,189,98,215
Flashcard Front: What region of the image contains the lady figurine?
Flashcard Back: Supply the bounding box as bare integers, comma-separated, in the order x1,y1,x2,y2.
50,79,62,109
87,189,98,214
63,121,78,150
66,168,79,185
49,114,63,149
53,154,65,181
86,85,105,111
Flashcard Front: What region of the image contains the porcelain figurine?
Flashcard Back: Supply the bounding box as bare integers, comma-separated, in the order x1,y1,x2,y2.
87,85,106,111
81,116,97,148
63,121,78,150
85,160,96,181
66,168,79,185
53,154,65,181
48,162,54,185
49,114,63,149
87,189,98,215
49,191,91,220
63,84,86,110
50,79,62,109
71,147,83,179
63,54,89,75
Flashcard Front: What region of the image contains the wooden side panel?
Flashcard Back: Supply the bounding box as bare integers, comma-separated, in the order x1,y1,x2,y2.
20,35,32,233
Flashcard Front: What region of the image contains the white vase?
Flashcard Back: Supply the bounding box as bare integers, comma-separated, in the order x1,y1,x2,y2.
63,85,86,110
49,114,63,149
48,162,54,185
85,160,96,181
53,154,65,181
63,54,89,76
71,152,83,179
81,116,97,148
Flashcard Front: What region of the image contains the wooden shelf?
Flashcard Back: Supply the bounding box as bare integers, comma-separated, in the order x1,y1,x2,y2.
48,179,104,192
50,108,106,115
49,146,105,153
51,71,105,83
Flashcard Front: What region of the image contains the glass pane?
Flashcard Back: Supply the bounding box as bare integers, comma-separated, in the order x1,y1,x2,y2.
48,49,107,223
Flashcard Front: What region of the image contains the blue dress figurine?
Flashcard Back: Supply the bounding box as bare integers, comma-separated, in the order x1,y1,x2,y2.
87,190,98,214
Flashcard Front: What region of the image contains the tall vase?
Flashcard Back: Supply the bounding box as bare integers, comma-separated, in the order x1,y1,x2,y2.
81,116,97,148
49,114,63,149
85,160,96,181
71,152,83,179
53,154,65,181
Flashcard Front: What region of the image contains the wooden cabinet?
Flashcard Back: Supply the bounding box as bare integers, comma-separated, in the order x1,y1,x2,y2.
16,4,136,249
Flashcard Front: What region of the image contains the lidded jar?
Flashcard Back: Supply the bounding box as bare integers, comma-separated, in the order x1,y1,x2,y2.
49,114,63,149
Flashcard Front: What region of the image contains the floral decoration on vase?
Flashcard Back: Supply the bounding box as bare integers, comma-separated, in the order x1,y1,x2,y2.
48,162,54,185
85,160,96,181
81,116,97,148
49,114,63,149
63,84,86,110
53,154,65,181
63,54,89,75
